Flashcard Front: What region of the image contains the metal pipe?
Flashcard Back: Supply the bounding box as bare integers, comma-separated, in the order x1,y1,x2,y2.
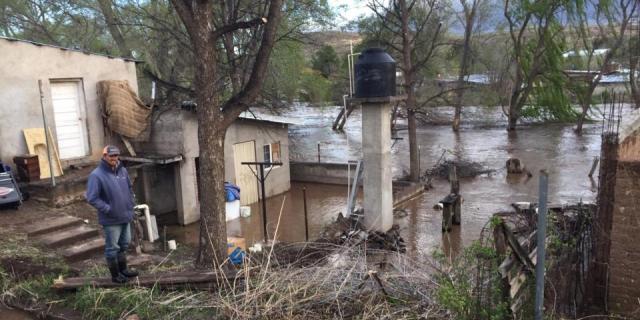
134,204,154,243
260,164,268,242
535,170,549,320
344,94,350,214
303,187,309,242
37,80,56,187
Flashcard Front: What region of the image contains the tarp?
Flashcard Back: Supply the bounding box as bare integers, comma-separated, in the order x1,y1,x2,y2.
97,80,152,140
224,182,241,202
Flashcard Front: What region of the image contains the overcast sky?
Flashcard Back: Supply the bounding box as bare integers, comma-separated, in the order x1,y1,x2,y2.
327,0,370,27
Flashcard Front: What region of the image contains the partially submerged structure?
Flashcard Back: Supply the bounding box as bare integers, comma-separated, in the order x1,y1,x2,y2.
133,107,293,225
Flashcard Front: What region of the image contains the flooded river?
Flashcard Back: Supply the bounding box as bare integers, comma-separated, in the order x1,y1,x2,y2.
168,104,627,260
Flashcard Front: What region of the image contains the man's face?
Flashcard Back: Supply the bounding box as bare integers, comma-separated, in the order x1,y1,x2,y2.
104,154,119,168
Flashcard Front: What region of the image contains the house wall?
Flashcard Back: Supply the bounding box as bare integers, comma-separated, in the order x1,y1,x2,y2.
0,38,138,167
608,161,640,314
224,119,291,198
136,108,291,222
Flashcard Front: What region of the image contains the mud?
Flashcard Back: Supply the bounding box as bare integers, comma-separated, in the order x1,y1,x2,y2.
0,257,67,281
0,307,34,320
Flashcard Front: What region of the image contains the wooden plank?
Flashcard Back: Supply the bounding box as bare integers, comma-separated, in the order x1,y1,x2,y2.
501,222,535,272
25,216,83,236
509,270,528,299
52,270,244,290
120,136,137,156
23,127,63,179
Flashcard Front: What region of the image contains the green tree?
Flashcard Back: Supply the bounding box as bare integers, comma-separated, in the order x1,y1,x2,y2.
568,0,638,133
311,44,340,78
503,0,578,130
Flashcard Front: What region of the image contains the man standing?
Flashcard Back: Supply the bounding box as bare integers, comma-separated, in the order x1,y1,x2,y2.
86,145,139,283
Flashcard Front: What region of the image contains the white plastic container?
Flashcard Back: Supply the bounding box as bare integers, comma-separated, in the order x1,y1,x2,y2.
240,206,251,218
225,200,241,221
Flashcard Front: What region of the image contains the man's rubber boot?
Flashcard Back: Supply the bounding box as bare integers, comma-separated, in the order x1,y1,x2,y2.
107,258,128,284
117,253,139,278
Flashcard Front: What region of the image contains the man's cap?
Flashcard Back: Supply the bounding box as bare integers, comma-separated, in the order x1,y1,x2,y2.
103,145,120,156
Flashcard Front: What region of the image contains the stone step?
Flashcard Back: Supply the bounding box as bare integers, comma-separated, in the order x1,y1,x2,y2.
38,225,100,248
24,216,83,237
61,237,105,262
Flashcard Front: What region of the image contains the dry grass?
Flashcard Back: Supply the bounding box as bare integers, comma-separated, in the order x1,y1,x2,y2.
207,243,445,319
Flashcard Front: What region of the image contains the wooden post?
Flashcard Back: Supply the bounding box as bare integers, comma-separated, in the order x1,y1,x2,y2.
453,196,462,225
317,143,321,163
449,165,459,194
303,187,309,242
588,156,599,177
442,203,452,232
450,165,461,224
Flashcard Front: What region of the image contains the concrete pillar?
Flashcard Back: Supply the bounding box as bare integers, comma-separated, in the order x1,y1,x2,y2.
362,101,393,232
175,156,200,225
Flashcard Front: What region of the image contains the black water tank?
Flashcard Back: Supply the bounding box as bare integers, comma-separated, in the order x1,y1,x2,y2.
355,48,396,98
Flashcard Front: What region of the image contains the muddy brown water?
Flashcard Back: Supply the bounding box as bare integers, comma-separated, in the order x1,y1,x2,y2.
167,104,626,261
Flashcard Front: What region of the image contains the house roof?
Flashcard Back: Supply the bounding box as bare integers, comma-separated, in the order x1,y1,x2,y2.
0,36,141,63
562,48,610,58
238,111,302,125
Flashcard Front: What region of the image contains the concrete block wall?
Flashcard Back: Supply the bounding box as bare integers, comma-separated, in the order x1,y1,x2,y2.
609,161,640,314
290,161,357,185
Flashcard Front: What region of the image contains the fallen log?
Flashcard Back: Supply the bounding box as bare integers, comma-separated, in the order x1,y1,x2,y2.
51,270,244,291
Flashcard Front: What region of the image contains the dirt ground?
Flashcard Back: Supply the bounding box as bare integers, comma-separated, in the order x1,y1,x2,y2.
0,199,99,231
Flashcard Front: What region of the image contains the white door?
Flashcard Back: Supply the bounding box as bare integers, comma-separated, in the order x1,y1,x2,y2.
233,141,259,205
50,82,88,159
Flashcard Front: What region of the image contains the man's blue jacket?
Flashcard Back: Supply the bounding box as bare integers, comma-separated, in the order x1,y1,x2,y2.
86,160,134,225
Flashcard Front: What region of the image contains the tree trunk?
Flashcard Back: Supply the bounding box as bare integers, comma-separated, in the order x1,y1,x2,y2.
408,107,419,181
507,90,520,131
630,56,640,108
399,0,420,182
195,128,228,268
575,101,588,134
189,1,227,268
453,1,476,132
170,0,284,269
193,39,227,267
96,0,131,57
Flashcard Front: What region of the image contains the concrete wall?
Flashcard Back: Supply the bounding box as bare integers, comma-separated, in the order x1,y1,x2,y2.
608,161,640,314
618,133,640,162
0,38,138,167
290,161,357,185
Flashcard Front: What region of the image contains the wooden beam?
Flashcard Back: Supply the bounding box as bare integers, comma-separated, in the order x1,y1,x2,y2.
501,222,536,272
52,270,243,291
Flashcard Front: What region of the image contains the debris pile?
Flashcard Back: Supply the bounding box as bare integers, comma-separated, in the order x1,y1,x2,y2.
321,211,407,253
424,159,493,179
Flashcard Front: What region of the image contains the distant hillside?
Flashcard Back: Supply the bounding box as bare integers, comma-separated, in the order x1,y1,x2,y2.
302,31,362,59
